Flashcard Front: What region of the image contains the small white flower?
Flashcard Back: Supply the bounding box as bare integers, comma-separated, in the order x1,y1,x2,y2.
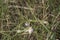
25,22,30,26
16,30,21,33
25,27,33,34
43,21,48,24
43,21,49,25
56,39,59,40
28,27,33,34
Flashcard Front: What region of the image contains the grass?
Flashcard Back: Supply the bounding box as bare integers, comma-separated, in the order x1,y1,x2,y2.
0,0,60,40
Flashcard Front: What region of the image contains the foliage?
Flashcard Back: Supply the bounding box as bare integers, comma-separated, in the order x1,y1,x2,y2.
0,0,60,40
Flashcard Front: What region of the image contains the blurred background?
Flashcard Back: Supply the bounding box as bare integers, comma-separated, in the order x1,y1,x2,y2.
0,0,60,40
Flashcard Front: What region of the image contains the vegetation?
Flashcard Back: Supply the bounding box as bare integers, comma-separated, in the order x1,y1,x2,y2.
0,0,60,40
